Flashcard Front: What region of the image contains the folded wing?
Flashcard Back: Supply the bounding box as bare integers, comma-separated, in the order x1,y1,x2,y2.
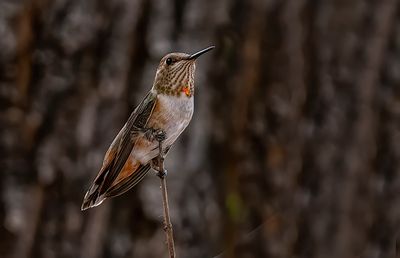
81,91,157,210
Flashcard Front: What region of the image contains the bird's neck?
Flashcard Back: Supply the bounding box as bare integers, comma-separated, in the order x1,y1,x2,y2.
154,83,194,98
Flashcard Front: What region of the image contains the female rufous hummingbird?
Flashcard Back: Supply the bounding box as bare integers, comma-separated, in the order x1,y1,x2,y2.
81,46,214,210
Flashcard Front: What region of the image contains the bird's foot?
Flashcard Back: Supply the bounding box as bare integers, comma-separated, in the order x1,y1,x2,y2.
154,129,166,142
150,157,162,171
156,169,168,179
151,156,167,178
144,128,166,142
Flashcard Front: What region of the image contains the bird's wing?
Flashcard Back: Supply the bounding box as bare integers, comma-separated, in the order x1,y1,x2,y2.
103,146,173,199
98,91,157,192
105,163,151,198
81,91,157,210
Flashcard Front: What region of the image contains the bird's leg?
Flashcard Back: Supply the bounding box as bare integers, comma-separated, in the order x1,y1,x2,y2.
151,157,168,177
142,127,166,142
131,125,166,141
143,128,167,178
154,129,167,142
134,126,167,177
156,134,167,179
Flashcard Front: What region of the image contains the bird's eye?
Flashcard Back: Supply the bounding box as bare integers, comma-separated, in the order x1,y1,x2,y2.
166,58,173,65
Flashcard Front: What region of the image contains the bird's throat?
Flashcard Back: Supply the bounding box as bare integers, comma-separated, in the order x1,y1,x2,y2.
156,84,194,98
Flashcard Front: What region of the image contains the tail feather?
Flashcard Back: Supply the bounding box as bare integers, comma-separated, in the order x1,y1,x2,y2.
81,184,106,210
81,160,153,210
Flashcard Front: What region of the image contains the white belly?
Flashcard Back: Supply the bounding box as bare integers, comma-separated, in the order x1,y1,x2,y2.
134,94,194,163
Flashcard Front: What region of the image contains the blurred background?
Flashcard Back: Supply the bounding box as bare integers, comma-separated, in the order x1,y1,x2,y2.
1,0,400,257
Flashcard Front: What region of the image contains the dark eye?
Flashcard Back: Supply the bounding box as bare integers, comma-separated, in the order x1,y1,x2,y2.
166,58,173,65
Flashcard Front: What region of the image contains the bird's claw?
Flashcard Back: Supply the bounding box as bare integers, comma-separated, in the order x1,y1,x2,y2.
144,128,166,142
154,129,166,142
156,169,167,179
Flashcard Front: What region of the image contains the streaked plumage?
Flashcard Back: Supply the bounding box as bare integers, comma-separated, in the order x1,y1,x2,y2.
81,46,214,210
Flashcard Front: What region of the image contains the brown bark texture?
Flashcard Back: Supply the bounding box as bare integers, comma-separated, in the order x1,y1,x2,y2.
1,0,400,258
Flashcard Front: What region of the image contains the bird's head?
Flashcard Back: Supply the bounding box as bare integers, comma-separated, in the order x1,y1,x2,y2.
152,46,214,97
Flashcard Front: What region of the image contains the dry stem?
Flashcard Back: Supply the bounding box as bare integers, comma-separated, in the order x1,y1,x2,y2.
157,141,176,258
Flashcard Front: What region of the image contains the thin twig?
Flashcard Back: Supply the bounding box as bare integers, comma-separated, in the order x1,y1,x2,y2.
157,140,176,258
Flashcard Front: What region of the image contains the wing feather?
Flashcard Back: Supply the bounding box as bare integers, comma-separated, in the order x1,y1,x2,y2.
105,163,151,198
81,91,157,210
98,91,157,193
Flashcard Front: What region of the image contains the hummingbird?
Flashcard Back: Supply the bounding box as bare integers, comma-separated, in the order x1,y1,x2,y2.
81,46,215,210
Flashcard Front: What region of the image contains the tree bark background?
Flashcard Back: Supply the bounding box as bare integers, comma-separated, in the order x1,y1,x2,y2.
1,0,400,258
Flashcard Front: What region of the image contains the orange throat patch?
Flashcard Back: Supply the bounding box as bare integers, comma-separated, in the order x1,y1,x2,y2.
181,86,191,97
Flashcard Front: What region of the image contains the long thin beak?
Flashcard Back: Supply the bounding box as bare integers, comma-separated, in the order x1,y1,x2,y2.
188,46,215,60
